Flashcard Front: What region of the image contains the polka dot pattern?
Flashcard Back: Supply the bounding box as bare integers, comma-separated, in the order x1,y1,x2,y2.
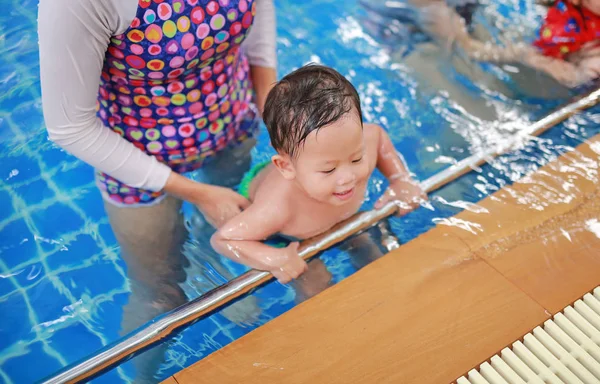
97,0,258,205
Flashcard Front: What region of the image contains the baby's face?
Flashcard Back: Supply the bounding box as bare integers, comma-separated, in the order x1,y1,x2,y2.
292,110,370,206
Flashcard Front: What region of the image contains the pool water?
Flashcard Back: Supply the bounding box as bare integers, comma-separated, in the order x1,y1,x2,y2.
1,0,599,383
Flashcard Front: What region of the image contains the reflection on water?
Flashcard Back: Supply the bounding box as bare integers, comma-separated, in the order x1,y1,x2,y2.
1,0,600,383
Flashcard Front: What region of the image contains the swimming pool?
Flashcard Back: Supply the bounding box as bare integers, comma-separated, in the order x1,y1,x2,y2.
1,0,599,383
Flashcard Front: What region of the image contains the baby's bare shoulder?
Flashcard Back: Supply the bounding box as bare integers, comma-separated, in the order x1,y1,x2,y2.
253,170,295,216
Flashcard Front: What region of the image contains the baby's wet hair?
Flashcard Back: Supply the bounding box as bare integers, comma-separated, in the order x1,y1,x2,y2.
263,63,363,158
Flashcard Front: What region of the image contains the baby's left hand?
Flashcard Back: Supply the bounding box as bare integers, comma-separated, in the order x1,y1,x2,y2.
375,177,427,215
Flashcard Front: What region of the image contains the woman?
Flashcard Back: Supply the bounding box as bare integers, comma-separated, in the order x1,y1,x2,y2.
38,0,276,380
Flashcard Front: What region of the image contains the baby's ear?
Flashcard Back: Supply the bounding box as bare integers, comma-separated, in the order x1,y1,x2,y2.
272,154,296,180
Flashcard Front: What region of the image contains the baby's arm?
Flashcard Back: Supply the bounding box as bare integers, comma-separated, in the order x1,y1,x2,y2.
365,124,427,214
210,201,308,283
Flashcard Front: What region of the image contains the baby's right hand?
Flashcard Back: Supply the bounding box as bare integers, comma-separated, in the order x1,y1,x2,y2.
269,242,308,284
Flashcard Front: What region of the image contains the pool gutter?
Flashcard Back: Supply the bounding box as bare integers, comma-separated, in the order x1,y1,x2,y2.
42,87,600,384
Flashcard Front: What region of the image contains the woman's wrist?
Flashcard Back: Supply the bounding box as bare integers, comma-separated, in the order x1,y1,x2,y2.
163,171,209,205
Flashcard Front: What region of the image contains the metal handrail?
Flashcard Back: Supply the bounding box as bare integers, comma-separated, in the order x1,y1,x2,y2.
42,88,600,384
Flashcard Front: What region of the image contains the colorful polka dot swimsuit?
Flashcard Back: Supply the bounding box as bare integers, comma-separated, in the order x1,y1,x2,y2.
534,0,600,59
96,0,259,206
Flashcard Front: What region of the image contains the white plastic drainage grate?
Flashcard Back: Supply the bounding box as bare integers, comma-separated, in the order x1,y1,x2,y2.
457,286,600,384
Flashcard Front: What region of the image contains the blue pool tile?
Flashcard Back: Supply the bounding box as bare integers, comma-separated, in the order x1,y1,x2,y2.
46,233,102,271
0,293,32,349
42,147,73,170
92,292,128,336
2,341,65,384
69,186,106,222
27,296,130,383
0,117,13,148
0,75,38,114
25,280,73,326
0,219,38,270
97,222,118,247
0,272,16,297
0,189,12,221
15,52,41,78
8,262,45,291
58,261,127,299
37,235,69,255
10,102,45,138
29,203,85,241
51,162,95,191
0,9,32,35
0,153,41,186
48,322,104,367
13,177,54,207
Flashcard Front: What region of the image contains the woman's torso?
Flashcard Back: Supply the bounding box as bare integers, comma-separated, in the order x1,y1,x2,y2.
97,0,258,172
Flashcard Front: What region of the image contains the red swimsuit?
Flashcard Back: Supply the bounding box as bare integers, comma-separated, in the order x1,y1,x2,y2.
534,1,600,58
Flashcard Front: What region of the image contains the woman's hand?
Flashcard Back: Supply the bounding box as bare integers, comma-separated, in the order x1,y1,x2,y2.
193,184,250,228
163,171,249,228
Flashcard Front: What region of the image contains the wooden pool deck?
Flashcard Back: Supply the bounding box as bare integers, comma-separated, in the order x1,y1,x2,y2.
164,135,600,384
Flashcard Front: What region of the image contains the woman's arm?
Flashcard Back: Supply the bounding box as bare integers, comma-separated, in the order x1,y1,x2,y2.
38,0,172,192
39,0,251,226
243,0,278,114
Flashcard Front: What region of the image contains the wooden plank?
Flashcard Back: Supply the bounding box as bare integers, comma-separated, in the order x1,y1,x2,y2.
477,227,600,314
161,377,179,384
440,136,600,313
174,229,548,384
447,137,600,247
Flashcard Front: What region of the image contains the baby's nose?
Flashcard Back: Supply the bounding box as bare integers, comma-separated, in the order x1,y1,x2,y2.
337,170,356,185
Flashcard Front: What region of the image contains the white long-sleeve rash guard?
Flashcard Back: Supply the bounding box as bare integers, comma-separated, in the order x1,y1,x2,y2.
38,0,276,192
